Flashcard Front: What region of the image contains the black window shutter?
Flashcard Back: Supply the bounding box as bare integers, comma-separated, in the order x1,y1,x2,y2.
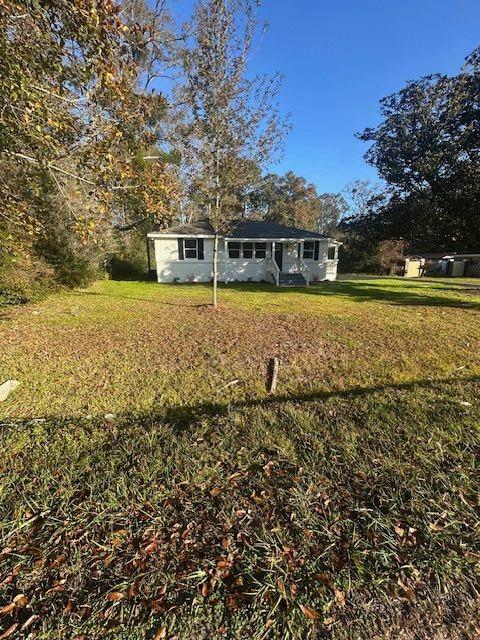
314,241,320,261
197,238,204,260
297,243,301,258
177,238,184,260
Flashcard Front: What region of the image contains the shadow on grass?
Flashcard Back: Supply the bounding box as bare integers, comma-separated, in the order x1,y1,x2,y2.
159,374,480,432
6,375,479,432
67,288,210,307
67,279,480,311
222,280,480,311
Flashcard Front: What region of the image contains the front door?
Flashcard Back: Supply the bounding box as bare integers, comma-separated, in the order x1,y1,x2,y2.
274,243,283,271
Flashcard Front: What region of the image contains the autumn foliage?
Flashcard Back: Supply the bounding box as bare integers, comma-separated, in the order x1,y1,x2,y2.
0,0,178,299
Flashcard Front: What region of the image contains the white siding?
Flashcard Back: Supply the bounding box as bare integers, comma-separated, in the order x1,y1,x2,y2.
154,237,220,283
303,240,339,282
151,236,338,283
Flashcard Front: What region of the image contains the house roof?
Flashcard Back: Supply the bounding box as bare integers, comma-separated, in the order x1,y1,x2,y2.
150,219,331,240
407,251,480,260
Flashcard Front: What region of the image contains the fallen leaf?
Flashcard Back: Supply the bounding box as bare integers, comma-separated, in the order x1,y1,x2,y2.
0,624,19,639
154,627,167,639
13,593,28,607
0,380,20,402
20,614,39,631
334,588,346,607
397,580,416,603
144,540,158,554
50,554,66,569
0,603,16,617
107,591,124,602
315,573,332,587
64,600,74,614
299,603,320,621
201,582,210,597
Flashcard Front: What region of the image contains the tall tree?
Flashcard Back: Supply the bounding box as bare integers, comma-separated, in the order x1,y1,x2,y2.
0,0,178,293
356,46,480,250
174,0,288,306
251,171,346,234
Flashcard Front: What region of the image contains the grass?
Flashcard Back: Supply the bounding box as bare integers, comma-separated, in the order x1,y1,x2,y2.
0,278,479,639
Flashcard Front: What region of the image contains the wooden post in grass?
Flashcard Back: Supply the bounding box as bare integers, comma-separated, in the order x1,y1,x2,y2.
267,357,280,394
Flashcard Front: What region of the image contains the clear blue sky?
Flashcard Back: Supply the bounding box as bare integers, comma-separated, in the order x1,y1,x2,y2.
174,0,480,193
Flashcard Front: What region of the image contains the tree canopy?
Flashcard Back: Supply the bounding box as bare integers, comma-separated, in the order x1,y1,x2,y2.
1,0,178,293
250,172,346,234
351,47,480,251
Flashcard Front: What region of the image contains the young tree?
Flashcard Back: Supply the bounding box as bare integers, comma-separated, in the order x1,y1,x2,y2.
175,0,288,306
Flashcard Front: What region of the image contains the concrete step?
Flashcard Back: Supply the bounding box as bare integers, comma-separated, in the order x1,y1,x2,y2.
278,273,307,286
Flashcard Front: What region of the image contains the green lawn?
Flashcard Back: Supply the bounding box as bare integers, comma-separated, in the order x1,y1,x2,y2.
1,278,479,639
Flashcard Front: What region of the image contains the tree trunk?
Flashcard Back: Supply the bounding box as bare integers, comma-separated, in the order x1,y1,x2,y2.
212,233,218,307
212,147,221,308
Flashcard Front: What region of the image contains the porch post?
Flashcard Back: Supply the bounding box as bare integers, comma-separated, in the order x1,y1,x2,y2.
272,241,276,285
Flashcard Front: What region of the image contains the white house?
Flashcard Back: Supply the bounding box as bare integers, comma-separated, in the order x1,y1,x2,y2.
147,219,341,286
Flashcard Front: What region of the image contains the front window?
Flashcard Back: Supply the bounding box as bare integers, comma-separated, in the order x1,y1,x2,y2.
303,241,315,259
228,242,241,258
328,246,336,260
184,239,198,259
243,242,253,259
254,242,266,258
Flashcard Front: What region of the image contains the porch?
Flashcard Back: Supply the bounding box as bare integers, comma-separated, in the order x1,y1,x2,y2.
224,238,321,286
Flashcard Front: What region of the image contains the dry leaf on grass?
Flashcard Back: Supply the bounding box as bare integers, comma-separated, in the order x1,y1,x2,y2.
299,603,320,621
20,615,39,631
334,588,346,607
315,573,332,587
0,624,19,639
13,593,28,607
397,580,416,603
0,603,16,617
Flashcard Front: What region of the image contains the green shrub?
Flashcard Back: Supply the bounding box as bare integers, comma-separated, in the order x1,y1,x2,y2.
0,260,55,306
35,234,99,288
105,254,146,280
106,233,149,280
